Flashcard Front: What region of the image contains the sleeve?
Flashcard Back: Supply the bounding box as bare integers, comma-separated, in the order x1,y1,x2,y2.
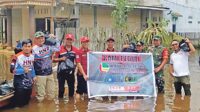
76,49,81,63
10,55,17,73
31,68,36,78
169,55,173,64
54,51,60,59
14,57,25,75
15,67,25,75
51,39,60,52
162,48,169,59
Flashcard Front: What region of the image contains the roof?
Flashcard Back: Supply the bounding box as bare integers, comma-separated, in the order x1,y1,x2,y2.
75,0,169,11
0,0,54,7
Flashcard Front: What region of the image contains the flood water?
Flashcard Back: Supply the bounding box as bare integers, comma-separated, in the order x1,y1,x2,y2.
1,50,200,112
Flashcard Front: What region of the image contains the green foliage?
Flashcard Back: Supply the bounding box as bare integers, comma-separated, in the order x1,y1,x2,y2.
137,19,182,47
109,0,135,31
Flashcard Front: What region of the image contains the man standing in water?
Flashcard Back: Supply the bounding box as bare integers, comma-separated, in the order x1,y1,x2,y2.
103,37,117,101
76,36,90,100
32,31,60,102
10,39,36,107
53,34,78,99
150,35,169,93
169,38,195,96
53,34,86,99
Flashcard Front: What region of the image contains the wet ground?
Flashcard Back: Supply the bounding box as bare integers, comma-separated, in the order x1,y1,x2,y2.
1,50,200,112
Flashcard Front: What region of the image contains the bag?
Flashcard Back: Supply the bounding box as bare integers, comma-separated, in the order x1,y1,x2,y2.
122,42,137,52
57,59,76,73
179,39,190,52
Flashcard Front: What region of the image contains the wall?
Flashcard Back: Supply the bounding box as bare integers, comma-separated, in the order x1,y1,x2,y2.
162,0,200,38
79,5,94,27
12,8,22,46
79,5,142,32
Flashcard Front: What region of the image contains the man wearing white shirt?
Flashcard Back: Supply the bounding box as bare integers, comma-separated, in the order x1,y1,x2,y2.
169,38,195,96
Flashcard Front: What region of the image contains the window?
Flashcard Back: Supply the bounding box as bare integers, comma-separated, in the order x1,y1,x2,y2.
153,17,157,22
188,21,192,24
188,16,193,19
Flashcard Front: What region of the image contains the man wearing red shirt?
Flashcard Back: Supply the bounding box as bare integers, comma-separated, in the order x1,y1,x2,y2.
103,37,117,101
76,36,90,100
53,34,85,98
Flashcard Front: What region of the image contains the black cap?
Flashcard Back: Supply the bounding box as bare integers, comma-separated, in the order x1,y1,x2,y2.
106,37,115,42
136,41,144,46
22,39,32,46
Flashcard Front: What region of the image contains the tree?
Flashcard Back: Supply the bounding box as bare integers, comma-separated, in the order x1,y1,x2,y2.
109,0,136,45
110,0,135,31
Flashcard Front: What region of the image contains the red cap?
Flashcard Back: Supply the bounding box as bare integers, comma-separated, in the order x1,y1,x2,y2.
65,34,75,40
80,36,90,42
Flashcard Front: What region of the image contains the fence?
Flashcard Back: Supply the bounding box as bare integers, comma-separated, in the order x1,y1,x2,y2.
55,27,137,51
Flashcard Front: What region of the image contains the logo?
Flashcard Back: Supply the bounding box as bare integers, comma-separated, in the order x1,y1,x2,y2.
99,62,110,72
125,76,138,83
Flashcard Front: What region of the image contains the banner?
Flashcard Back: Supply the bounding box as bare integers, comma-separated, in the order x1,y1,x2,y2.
87,52,156,98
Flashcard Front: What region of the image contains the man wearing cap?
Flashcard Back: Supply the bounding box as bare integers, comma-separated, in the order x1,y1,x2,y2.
150,35,169,93
122,41,145,99
53,33,83,99
32,31,60,102
104,37,116,52
135,41,145,53
76,36,90,100
103,37,117,101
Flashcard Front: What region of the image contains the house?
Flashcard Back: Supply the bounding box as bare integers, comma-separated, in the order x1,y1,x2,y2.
0,0,168,47
162,0,200,38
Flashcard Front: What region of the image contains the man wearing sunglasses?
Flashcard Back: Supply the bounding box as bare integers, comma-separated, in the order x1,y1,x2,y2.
169,38,195,96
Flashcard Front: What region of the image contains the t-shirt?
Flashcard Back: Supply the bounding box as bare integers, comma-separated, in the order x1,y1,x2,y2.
55,45,79,73
78,47,90,74
10,52,35,89
170,50,190,77
32,44,59,75
103,48,116,52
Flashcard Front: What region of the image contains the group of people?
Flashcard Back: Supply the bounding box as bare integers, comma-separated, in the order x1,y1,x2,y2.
10,31,195,107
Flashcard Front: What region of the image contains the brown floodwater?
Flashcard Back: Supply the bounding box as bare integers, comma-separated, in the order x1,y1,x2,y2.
1,50,200,112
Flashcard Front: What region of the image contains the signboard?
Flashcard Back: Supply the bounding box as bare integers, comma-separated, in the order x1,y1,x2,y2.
87,52,156,98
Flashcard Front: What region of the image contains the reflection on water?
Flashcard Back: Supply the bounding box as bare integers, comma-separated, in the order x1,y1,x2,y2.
1,50,200,112
88,98,156,112
171,95,190,112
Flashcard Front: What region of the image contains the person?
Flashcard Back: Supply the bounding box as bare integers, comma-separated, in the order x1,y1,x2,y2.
103,37,116,52
102,37,117,101
135,41,145,53
76,36,90,100
52,33,85,99
150,35,169,93
122,41,145,99
169,38,195,96
10,39,36,107
32,31,60,102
